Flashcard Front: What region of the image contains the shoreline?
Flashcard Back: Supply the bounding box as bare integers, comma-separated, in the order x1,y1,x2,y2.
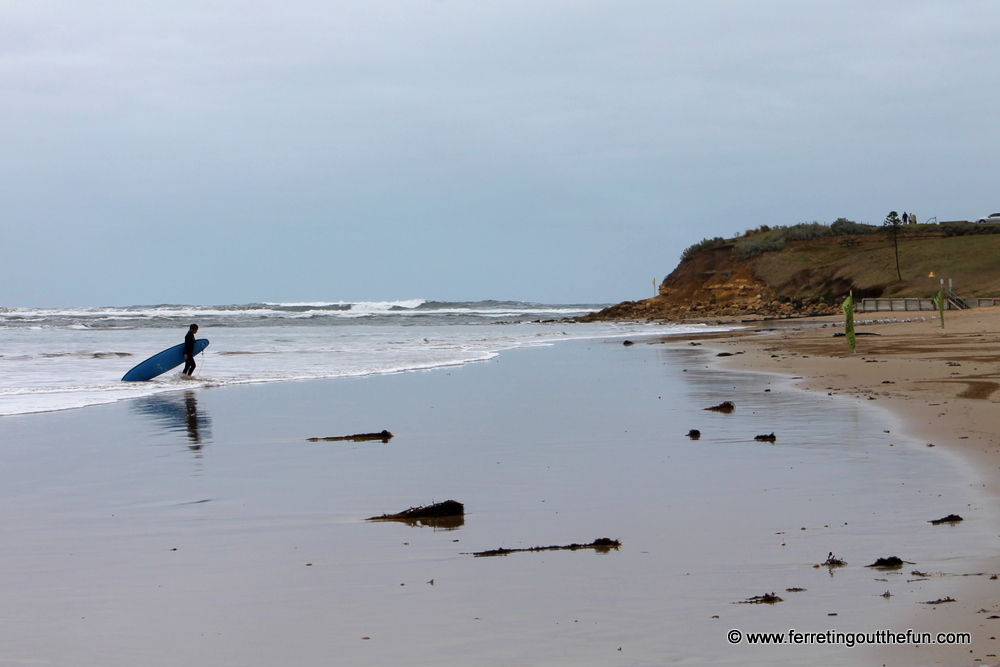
696,307,1000,666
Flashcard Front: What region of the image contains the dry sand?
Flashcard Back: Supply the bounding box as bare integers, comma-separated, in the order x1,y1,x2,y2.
698,306,1000,666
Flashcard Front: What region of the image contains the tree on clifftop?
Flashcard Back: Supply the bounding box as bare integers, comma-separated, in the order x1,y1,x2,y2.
883,211,903,281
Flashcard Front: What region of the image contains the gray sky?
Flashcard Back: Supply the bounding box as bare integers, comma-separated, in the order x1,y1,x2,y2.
2,0,998,306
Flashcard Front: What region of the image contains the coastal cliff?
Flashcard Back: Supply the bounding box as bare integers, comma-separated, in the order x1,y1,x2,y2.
583,223,1000,321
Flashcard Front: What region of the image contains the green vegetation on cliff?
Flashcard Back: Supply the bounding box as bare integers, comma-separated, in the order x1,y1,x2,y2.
682,219,879,263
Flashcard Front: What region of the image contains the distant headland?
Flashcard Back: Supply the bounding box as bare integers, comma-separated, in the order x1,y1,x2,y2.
582,218,1000,322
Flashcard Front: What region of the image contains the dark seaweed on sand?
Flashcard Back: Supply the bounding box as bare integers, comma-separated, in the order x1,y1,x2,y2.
822,552,847,567
687,429,701,439
704,401,735,413
922,597,955,605
736,592,783,604
366,500,464,522
754,433,776,442
469,538,621,558
929,514,963,525
308,430,393,443
866,556,913,569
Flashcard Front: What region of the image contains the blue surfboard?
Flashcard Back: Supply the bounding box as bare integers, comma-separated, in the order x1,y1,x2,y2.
122,339,209,382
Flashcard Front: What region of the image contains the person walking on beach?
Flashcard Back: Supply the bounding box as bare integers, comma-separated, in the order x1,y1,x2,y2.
182,324,199,376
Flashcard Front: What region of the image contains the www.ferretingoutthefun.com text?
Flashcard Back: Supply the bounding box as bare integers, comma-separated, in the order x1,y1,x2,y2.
727,628,971,648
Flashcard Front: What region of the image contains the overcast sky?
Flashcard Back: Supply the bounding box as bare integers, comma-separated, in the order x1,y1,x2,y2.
2,1,997,307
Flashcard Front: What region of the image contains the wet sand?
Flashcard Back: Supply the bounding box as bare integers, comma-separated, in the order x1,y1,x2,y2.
0,337,994,665
702,306,1000,667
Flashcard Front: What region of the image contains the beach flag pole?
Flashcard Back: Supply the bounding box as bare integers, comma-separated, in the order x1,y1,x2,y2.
842,291,856,353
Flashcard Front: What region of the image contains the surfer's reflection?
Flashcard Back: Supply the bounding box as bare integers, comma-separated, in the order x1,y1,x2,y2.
132,390,212,449
183,392,204,446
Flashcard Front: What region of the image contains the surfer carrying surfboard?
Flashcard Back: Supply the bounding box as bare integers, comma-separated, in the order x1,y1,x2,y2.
182,324,199,376
120,329,209,382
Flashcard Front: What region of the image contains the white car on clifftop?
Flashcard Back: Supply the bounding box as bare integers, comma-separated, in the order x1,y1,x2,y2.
977,212,1000,224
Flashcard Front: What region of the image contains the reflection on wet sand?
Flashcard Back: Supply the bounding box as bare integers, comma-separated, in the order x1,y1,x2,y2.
393,515,465,531
132,390,212,449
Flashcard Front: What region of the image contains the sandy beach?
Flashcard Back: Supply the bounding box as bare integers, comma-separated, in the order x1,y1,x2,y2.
698,305,1000,666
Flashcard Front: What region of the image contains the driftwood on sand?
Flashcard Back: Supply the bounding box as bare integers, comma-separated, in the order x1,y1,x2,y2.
736,592,783,604
468,538,621,558
308,430,393,443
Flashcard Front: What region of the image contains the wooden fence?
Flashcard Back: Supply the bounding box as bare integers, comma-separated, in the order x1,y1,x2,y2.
858,297,997,312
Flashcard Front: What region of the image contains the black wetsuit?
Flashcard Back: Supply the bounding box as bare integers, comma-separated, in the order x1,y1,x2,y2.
183,331,196,375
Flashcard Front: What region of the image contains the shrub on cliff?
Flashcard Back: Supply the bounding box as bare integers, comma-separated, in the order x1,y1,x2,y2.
731,222,833,260
680,237,727,261
831,218,878,235
732,232,788,259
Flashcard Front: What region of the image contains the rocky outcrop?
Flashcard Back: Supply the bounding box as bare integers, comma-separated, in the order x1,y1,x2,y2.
580,295,838,321
581,242,838,321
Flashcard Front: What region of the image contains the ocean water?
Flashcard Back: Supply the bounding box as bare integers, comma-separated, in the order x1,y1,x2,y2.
0,300,719,416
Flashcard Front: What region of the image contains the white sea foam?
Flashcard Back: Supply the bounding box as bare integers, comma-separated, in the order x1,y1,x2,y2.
0,300,733,416
0,301,599,326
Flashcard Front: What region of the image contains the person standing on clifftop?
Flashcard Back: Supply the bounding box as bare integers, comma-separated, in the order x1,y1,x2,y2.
182,324,199,376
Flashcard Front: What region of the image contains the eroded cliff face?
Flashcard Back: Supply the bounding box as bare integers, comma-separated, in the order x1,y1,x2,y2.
581,242,839,321
658,244,767,304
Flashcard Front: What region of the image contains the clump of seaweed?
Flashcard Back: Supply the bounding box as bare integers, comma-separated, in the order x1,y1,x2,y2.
367,500,464,522
929,514,963,525
822,552,847,567
754,433,777,442
469,538,621,558
785,587,807,593
687,429,701,439
704,401,735,413
866,556,913,569
922,597,955,605
308,430,393,443
736,592,783,605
